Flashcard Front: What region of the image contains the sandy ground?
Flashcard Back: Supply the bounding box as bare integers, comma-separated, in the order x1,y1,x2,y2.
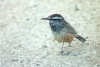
0,0,100,67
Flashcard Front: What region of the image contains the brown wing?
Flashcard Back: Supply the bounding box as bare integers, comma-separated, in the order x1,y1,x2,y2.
64,21,77,35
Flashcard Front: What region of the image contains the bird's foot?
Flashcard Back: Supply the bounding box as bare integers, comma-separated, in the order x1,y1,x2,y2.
60,51,64,54
68,45,72,47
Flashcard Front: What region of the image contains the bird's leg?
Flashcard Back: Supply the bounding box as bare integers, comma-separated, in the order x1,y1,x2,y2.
68,43,72,47
60,42,64,53
53,39,56,42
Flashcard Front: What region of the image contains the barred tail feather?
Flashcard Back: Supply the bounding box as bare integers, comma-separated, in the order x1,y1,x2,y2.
76,35,86,42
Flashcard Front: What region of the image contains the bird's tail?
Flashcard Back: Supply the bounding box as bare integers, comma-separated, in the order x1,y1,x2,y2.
75,35,86,42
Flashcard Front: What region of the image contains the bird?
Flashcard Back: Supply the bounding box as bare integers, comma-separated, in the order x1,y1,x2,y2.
41,14,86,53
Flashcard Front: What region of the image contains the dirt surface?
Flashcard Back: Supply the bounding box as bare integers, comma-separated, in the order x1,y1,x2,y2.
0,0,100,67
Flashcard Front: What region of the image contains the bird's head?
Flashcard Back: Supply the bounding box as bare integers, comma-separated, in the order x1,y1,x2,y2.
41,14,65,26
41,14,64,20
41,14,65,32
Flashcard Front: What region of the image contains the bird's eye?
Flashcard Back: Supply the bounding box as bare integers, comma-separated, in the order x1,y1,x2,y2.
49,21,54,26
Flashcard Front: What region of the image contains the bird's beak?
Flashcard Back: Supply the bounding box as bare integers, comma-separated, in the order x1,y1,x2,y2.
41,18,49,20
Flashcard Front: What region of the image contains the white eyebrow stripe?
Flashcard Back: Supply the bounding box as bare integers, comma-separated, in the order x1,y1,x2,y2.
52,17,62,19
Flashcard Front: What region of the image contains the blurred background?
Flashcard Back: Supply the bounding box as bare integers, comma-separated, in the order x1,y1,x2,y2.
0,0,100,67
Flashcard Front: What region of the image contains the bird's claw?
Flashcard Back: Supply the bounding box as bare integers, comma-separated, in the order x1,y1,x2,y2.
60,51,64,54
